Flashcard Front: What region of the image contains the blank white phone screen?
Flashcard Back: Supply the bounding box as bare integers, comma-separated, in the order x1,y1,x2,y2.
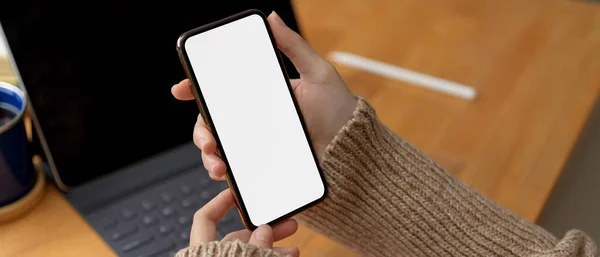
183,13,325,226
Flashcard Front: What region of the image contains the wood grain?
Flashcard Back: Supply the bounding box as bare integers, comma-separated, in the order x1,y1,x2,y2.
276,0,600,254
0,186,114,257
1,0,600,256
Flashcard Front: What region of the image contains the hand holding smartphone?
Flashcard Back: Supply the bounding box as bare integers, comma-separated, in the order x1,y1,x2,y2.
176,9,327,230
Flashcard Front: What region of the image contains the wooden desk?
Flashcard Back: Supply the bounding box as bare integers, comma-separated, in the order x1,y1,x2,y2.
0,186,114,257
2,0,600,256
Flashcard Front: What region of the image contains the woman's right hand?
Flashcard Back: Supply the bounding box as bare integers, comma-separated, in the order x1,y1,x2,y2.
171,11,357,181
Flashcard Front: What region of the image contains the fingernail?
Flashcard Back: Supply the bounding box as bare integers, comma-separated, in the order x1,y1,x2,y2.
271,11,285,25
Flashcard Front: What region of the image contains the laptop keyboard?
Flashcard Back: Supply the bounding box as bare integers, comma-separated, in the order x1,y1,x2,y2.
86,166,245,257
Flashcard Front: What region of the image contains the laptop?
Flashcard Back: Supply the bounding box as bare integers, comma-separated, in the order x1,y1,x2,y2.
0,1,302,256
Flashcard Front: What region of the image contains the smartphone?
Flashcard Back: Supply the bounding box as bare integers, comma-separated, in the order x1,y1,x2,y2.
176,9,327,230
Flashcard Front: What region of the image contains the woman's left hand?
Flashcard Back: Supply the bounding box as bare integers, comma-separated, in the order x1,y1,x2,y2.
190,188,300,257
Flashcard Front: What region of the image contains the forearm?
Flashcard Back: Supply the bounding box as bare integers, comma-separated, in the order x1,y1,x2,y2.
297,97,597,257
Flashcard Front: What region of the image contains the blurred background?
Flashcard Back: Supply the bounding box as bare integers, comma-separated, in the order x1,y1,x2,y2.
1,0,599,256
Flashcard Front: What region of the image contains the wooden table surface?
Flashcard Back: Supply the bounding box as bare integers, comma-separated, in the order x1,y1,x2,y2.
2,0,600,256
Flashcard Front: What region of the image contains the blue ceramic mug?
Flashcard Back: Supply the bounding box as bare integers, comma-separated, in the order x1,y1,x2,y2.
0,81,36,207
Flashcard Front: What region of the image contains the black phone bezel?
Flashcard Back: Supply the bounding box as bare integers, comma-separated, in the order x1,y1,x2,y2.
176,9,328,230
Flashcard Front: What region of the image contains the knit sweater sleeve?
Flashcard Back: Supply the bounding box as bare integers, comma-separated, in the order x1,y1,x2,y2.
174,96,597,257
295,96,597,256
174,240,288,257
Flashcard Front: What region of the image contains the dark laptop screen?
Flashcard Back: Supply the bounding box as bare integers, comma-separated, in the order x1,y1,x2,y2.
0,1,301,188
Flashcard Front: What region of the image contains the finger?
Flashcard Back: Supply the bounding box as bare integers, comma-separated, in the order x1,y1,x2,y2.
206,159,227,181
201,153,221,180
193,115,227,180
201,152,227,180
190,189,235,245
171,79,195,100
195,112,207,127
271,219,298,241
248,225,273,249
221,219,298,243
208,157,227,180
274,247,300,257
289,79,301,91
267,11,321,77
221,229,251,242
193,115,216,154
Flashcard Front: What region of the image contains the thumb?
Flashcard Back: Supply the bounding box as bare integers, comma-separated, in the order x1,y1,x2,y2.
267,11,321,76
248,225,274,249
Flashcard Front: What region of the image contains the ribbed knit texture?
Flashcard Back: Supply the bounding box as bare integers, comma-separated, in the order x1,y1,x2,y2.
175,240,286,257
175,96,597,257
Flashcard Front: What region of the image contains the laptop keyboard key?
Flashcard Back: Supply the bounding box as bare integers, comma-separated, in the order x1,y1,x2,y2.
122,209,137,220
122,233,153,253
156,223,174,236
177,215,192,226
111,223,138,241
180,195,197,209
141,200,156,212
160,193,175,203
179,227,191,242
200,191,211,202
161,206,176,217
102,218,118,229
141,214,158,227
180,185,193,195
199,177,210,187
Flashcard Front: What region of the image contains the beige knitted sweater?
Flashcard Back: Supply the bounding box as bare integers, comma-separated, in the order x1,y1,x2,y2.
176,97,597,257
